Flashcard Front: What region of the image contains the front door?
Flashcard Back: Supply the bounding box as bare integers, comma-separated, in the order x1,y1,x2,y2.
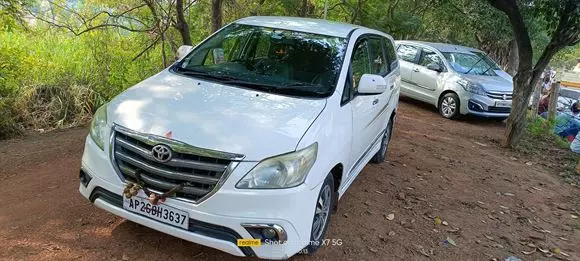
410,48,446,104
348,35,392,175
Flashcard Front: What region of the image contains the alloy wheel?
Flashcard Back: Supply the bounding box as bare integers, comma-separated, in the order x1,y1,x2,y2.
312,184,331,241
441,96,457,118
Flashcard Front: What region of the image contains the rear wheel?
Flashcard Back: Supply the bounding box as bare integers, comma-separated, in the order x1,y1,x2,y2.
370,119,393,163
439,93,460,119
302,174,334,255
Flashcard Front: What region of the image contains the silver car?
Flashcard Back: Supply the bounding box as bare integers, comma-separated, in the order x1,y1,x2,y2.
395,40,513,119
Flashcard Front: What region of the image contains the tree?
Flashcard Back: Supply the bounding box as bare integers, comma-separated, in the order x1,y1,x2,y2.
211,0,223,32
26,0,196,62
487,0,580,148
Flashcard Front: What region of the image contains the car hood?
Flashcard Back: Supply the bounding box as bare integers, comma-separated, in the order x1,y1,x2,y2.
107,70,326,161
462,74,513,92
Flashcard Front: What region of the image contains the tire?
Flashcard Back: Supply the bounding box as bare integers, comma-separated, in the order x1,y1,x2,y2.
438,93,460,119
495,117,508,122
370,119,393,163
302,174,335,255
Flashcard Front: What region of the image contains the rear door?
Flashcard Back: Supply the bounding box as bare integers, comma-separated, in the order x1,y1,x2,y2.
395,44,420,98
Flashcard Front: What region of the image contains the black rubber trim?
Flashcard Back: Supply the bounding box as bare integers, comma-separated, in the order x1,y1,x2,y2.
79,169,93,188
88,187,255,257
89,187,122,208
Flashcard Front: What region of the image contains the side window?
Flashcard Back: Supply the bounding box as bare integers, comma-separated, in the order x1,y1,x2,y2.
383,38,398,71
396,44,419,63
254,33,270,59
368,38,388,76
418,49,443,69
350,39,371,91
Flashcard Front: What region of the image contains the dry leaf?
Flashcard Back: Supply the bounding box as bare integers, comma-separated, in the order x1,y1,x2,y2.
434,217,442,225
386,213,395,220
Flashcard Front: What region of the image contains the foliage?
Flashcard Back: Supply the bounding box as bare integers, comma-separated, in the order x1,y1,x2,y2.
0,27,162,137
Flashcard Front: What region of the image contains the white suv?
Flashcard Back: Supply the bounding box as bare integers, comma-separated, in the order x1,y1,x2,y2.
79,16,400,259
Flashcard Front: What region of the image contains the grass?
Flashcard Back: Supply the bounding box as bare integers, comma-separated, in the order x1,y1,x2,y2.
515,116,579,185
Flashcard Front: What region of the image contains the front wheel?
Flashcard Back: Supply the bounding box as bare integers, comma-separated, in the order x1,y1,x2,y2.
439,93,460,119
302,174,334,255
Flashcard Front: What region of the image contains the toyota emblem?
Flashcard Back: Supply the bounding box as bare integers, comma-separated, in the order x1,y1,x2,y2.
151,144,172,163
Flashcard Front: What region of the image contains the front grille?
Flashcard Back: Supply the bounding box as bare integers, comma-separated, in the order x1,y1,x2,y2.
486,91,512,100
487,106,511,113
112,126,241,202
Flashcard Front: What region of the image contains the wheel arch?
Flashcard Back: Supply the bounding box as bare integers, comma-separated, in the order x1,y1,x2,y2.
329,163,343,212
437,90,460,109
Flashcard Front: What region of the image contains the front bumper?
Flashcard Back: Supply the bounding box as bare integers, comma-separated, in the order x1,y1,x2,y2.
79,136,320,259
458,93,511,118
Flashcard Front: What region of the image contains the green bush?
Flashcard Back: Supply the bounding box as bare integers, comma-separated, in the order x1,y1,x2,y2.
0,29,164,137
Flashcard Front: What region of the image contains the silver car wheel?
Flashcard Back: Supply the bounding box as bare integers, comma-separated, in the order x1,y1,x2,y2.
312,184,331,241
441,97,457,117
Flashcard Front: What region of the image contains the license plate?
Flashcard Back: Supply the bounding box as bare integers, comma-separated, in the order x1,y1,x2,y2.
495,100,512,108
123,195,189,229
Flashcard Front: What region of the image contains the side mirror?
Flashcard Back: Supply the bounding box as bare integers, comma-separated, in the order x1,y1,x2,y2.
427,63,443,72
176,45,193,60
358,74,388,95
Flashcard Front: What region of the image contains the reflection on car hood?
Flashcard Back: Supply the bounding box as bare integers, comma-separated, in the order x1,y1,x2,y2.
108,70,326,161
462,74,513,92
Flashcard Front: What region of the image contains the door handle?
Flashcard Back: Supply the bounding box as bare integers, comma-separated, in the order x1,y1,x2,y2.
389,84,395,90
372,98,379,105
413,68,420,72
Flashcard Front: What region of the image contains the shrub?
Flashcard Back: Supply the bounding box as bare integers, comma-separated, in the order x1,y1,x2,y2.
0,28,164,137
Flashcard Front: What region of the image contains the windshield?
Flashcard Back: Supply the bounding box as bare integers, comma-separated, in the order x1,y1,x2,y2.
442,51,500,76
173,23,348,98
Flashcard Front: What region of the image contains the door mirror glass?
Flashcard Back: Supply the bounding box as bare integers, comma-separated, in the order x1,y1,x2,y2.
176,45,193,60
358,74,387,94
427,63,443,72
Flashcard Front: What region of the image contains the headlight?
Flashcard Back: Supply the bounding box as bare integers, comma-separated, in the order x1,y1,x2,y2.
457,79,486,95
89,104,108,150
236,143,318,189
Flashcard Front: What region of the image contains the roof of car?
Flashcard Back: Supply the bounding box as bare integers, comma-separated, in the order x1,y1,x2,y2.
235,16,367,38
396,40,483,54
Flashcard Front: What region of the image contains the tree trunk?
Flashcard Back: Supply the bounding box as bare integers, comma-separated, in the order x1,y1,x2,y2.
176,0,192,45
547,82,560,121
299,0,309,17
502,71,534,147
529,80,542,116
506,39,518,75
211,0,223,33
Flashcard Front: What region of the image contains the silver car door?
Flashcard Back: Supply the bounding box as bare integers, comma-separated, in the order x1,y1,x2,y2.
411,48,446,104
395,44,421,99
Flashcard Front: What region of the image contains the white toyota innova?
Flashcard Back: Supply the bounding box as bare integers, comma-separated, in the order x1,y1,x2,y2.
79,16,400,259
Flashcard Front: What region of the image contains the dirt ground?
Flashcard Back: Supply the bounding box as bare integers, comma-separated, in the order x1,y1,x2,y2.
1,99,578,261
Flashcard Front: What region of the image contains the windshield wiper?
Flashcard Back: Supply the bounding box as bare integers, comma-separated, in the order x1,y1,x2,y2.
175,67,239,81
465,57,484,74
480,66,494,76
279,82,320,88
